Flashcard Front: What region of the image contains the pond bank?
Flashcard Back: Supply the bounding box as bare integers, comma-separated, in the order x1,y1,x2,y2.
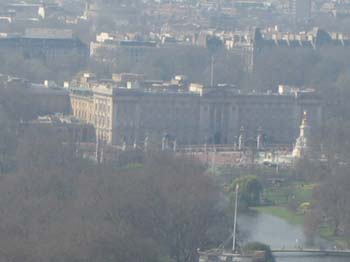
238,211,350,262
252,206,304,225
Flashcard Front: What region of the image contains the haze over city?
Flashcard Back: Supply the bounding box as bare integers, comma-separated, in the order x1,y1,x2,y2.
0,0,349,262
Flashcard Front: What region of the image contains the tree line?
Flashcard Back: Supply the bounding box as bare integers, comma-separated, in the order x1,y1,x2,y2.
0,120,228,262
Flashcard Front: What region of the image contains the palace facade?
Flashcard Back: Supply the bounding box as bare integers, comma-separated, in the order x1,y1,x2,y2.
70,83,322,146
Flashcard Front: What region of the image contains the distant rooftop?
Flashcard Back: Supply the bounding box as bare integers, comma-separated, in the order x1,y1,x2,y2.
33,114,83,125
24,28,73,39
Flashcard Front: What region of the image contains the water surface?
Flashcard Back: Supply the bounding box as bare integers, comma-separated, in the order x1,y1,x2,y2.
238,212,349,262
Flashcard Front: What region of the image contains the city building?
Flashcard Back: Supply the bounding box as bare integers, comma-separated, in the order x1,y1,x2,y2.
90,35,157,63
289,0,312,24
19,114,95,144
0,76,70,118
70,79,322,147
224,27,350,70
0,28,88,65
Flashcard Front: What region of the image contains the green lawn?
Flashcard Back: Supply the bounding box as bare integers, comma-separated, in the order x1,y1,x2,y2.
319,224,350,248
256,183,315,225
253,206,304,225
263,182,316,205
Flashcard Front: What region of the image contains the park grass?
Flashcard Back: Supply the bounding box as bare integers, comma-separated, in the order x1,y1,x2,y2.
255,183,315,225
319,224,334,239
319,224,350,248
253,206,304,225
263,182,316,205
292,183,315,201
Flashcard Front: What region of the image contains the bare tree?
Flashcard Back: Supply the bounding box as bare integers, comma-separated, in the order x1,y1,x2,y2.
0,129,225,262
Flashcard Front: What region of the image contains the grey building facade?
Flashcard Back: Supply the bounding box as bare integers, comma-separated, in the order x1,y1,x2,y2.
71,84,322,146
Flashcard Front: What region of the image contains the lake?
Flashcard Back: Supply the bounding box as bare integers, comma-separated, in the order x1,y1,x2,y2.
238,212,349,262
